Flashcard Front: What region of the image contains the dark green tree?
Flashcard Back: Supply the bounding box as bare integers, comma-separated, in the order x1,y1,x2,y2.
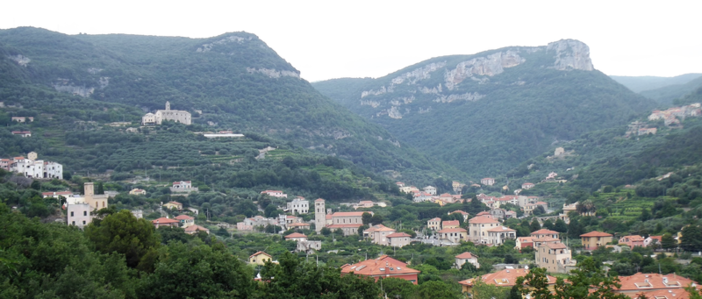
554,219,568,233
530,218,541,232
370,214,384,225
362,212,372,225
661,233,676,250
681,225,702,251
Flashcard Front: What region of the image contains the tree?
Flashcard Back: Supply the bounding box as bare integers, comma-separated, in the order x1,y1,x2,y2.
530,218,541,232
661,233,676,250
639,208,652,221
472,278,510,299
380,278,417,299
681,225,702,252
554,219,568,233
515,267,556,299
96,181,105,194
567,218,584,239
542,219,554,230
138,241,254,298
556,258,628,299
30,180,41,190
320,227,331,236
362,212,372,225
417,280,458,299
370,214,384,225
85,210,160,271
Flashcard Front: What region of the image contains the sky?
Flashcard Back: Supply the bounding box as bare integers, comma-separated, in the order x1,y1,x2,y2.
1,0,701,82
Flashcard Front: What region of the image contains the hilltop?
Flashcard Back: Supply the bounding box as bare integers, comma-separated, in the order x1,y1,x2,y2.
313,40,655,179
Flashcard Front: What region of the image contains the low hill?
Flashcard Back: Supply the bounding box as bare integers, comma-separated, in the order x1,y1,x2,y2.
313,40,655,179
639,75,702,105
611,73,702,93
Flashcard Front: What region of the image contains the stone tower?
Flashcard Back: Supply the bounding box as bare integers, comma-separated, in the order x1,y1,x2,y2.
314,198,325,232
84,182,94,201
165,101,171,111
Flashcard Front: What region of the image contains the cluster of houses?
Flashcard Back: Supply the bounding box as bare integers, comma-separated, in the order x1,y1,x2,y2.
648,103,701,126
0,151,63,179
154,200,209,234
475,193,547,216
61,182,110,229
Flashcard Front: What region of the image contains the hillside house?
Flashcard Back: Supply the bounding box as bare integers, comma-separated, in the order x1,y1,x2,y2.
11,130,31,137
42,191,73,198
175,214,195,228
521,182,535,189
152,217,179,228
184,225,209,235
284,232,308,242
535,242,576,274
580,231,613,250
427,217,441,230
260,190,287,198
615,273,699,298
423,186,437,195
296,240,322,253
67,203,93,229
327,211,367,236
286,196,308,214
11,116,34,122
340,255,420,284
486,226,517,245
468,216,500,244
386,232,412,248
437,227,468,243
129,188,146,195
170,181,198,193
619,235,645,248
455,252,480,269
249,251,273,265
516,237,534,250
481,178,495,186
442,220,460,230
364,224,396,246
163,201,183,210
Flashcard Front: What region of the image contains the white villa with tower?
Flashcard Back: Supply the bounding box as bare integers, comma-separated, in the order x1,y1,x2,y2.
142,101,192,125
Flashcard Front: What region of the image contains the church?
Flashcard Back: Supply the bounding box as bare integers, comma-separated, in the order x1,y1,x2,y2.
142,101,191,125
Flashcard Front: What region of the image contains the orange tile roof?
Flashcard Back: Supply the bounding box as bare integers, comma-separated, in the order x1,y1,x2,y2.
152,217,179,224
518,237,534,243
617,273,698,292
428,217,441,222
331,212,366,217
455,252,476,259
476,211,491,216
451,210,469,215
250,251,272,259
315,198,325,202
442,220,460,226
469,216,499,224
531,229,559,235
340,255,420,277
622,288,692,299
184,225,209,233
580,231,613,237
488,226,515,232
543,242,568,249
459,269,557,287
174,215,194,220
365,224,395,233
285,232,307,239
328,223,363,228
533,237,560,242
386,232,411,238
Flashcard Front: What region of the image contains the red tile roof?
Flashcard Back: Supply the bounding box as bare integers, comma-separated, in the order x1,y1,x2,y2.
152,217,179,224
250,251,272,259
315,198,325,202
617,273,698,292
543,242,568,249
451,210,469,215
488,226,515,232
284,232,307,239
469,216,499,224
458,269,557,287
437,227,467,233
174,215,194,220
328,223,363,228
428,217,441,222
365,224,394,233
442,220,460,227
331,212,365,217
580,231,613,237
455,252,476,259
184,225,209,233
531,229,559,235
340,255,420,277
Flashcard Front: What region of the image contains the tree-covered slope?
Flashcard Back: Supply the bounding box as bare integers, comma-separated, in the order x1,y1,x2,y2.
0,27,456,182
611,73,702,93
638,75,702,105
313,40,655,179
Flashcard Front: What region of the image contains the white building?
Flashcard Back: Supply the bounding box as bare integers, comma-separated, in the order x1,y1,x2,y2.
423,186,437,196
142,101,191,125
9,152,63,179
287,197,309,214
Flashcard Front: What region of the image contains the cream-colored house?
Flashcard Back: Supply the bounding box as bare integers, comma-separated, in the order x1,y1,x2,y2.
486,226,517,245
442,220,460,230
580,231,613,250
437,227,468,243
364,224,396,246
468,216,500,244
427,217,441,230
535,242,576,273
249,251,273,265
386,232,412,248
163,201,183,210
129,188,146,195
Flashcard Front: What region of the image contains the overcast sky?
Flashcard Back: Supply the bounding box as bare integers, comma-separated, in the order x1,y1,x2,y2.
1,0,700,82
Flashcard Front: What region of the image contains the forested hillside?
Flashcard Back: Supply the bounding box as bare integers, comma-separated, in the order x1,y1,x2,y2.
313,40,655,179
639,75,702,105
0,27,460,184
610,73,702,93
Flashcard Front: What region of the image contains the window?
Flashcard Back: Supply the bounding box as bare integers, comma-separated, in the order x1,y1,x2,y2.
83,211,87,216
72,221,75,225
71,211,74,216
82,221,86,225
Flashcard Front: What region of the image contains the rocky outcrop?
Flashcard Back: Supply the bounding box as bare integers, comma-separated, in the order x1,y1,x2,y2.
361,86,389,98
390,96,414,106
420,84,443,94
444,50,524,90
433,92,485,103
246,67,300,79
388,106,402,119
197,35,251,52
98,77,110,89
360,100,381,108
8,54,30,67
547,39,594,71
87,68,102,74
391,62,446,85
53,83,94,97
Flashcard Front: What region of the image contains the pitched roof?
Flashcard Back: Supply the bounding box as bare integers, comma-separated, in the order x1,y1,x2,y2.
386,232,411,238
340,255,420,276
174,215,194,220
469,216,499,224
451,210,469,215
476,211,492,216
531,229,559,235
365,224,395,233
315,198,325,202
250,251,272,259
184,225,209,233
544,242,568,249
428,217,442,222
458,269,557,287
442,220,460,226
327,223,363,228
455,252,476,259
331,211,365,217
285,232,307,239
152,217,179,224
517,237,534,243
580,231,613,237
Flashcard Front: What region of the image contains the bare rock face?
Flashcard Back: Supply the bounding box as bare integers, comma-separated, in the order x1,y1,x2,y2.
391,62,447,85
433,92,485,103
444,50,524,90
246,67,300,79
196,35,251,52
547,39,594,71
388,106,402,119
8,54,30,66
53,79,94,97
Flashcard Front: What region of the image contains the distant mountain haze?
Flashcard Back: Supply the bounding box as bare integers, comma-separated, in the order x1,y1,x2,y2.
610,73,702,93
313,39,656,179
